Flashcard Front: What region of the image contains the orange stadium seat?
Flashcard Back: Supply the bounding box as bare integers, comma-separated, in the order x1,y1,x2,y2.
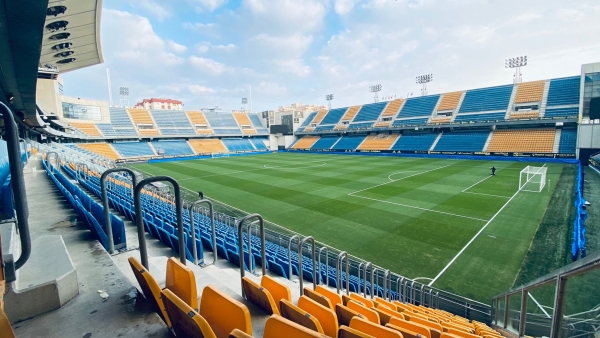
349,316,403,338
280,299,324,334
514,81,545,103
188,139,228,154
297,295,339,338
69,122,102,137
436,91,463,111
304,287,334,311
381,99,405,117
162,289,217,338
341,106,362,121
77,143,120,160
186,111,214,134
358,134,399,150
347,300,380,324
315,285,343,308
200,285,252,338
292,136,320,149
487,128,555,153
264,315,329,338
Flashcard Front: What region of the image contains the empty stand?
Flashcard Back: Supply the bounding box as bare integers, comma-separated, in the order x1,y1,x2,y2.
509,111,539,120
341,106,363,122
151,140,194,156
300,112,319,128
315,125,335,132
311,110,329,124
250,138,269,151
392,118,428,126
434,131,489,152
77,143,120,160
310,136,339,150
381,99,404,117
111,142,155,157
453,112,505,123
95,124,117,137
546,76,580,106
354,102,388,122
544,107,579,118
332,135,366,151
350,316,402,338
321,107,348,125
264,314,328,338
292,136,320,149
233,113,257,135
109,108,138,136
162,289,217,338
397,95,440,118
188,139,227,154
298,295,339,338
437,92,463,111
200,285,252,338
128,109,156,126
487,128,555,153
558,128,577,153
514,81,545,103
204,112,242,134
349,122,375,130
68,122,102,137
151,110,195,135
280,299,325,334
222,139,255,152
358,134,399,150
391,133,438,151
248,114,269,134
429,116,452,124
186,111,214,134
459,85,513,113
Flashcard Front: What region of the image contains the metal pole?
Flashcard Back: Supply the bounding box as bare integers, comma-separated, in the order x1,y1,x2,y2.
550,276,568,338
363,262,372,297
420,284,425,306
318,247,328,286
404,280,412,304
519,289,528,337
188,199,215,265
298,236,316,292
371,267,378,299
1,101,31,271
287,235,299,281
358,262,365,295
101,168,138,254
383,270,390,301
397,277,404,302
237,214,266,298
336,251,349,295
436,291,439,309
503,295,510,329
134,176,184,269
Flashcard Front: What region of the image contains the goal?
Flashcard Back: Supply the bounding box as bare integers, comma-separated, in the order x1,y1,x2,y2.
519,166,547,192
211,152,230,158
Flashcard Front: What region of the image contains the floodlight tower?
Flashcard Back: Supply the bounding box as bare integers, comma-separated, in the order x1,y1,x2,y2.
505,56,528,84
416,74,433,96
369,84,382,103
242,97,248,111
325,94,334,109
119,87,129,107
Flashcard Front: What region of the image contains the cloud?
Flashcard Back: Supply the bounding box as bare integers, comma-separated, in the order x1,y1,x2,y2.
188,85,216,94
183,22,216,31
187,0,228,12
188,56,232,75
335,0,358,15
167,40,188,53
556,9,585,22
251,34,313,57
196,42,237,54
273,59,312,77
132,0,173,21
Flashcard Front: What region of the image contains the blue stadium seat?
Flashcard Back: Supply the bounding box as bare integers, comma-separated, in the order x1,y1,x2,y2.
204,112,239,128
248,114,269,134
315,125,335,132
391,133,438,151
434,131,489,152
332,135,366,150
459,85,513,113
214,128,242,135
250,138,269,150
96,124,117,136
354,102,388,122
546,77,580,106
112,142,156,157
397,95,440,118
392,118,428,127
348,122,374,130
311,136,339,150
151,140,194,156
558,129,577,154
320,108,348,125
222,139,255,152
109,108,138,136
453,112,506,123
544,107,579,118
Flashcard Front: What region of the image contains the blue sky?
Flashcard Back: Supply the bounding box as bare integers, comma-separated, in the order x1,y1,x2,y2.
63,0,600,112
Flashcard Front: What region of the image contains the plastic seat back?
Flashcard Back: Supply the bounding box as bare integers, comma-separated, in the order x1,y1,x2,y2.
386,323,422,338
339,325,375,338
350,293,374,308
241,276,279,315
229,329,254,338
443,322,474,333
0,308,15,338
297,295,339,338
349,316,403,338
409,315,444,333
162,289,216,338
280,299,324,334
166,257,198,310
304,287,333,311
128,257,171,327
375,297,398,311
446,327,479,338
260,275,291,312
373,306,394,325
264,314,328,338
335,303,361,327
200,285,252,338
347,300,380,324
375,304,405,321
315,285,342,307
390,317,432,338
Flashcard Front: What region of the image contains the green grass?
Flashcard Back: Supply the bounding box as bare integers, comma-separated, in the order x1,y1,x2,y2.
130,152,566,303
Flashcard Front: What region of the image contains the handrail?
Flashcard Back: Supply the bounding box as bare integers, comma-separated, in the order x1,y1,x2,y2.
247,220,258,274
76,162,89,181
371,267,378,299
383,270,391,301
287,235,299,281
2,101,31,272
404,280,412,303
298,236,316,292
318,246,328,286
237,214,266,298
336,251,349,295
134,176,184,269
189,199,216,265
363,262,372,297
101,168,138,254
396,277,404,302
46,152,60,172
420,284,426,306
358,262,365,295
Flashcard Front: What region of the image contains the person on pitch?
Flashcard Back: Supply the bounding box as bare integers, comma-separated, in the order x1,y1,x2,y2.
491,166,496,176
198,191,204,199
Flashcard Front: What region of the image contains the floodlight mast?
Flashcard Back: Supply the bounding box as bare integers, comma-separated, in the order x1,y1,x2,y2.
369,84,382,103
505,56,528,84
242,97,248,111
416,74,433,96
325,94,334,109
119,86,129,107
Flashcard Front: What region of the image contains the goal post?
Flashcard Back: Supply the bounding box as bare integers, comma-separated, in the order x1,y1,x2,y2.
519,166,547,192
211,152,230,158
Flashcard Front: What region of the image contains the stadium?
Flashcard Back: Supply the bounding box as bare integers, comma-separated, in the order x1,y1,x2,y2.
0,1,598,337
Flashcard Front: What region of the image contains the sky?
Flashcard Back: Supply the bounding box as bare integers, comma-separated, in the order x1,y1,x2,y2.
62,0,600,113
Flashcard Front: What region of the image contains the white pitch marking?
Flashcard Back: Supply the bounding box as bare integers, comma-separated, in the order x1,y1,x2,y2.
351,194,489,222
428,163,547,286
348,165,453,196
463,191,511,198
387,171,422,181
462,175,492,192
264,162,326,169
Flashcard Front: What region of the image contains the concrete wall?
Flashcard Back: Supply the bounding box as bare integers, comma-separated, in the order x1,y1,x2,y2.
61,96,111,123
36,76,63,117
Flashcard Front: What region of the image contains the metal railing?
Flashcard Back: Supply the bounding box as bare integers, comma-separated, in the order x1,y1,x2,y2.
298,236,316,292
237,214,266,298
101,168,138,254
491,250,600,338
189,199,216,265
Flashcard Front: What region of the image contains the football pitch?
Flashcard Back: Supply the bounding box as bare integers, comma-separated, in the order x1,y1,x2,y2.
131,152,565,302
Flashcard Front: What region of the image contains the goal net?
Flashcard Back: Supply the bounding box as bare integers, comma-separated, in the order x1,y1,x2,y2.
211,152,230,158
519,166,547,192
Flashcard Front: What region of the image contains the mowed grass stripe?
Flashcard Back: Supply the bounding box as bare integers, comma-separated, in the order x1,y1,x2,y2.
131,153,562,302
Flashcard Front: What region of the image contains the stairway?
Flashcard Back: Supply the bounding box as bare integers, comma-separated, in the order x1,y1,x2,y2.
430,132,442,151
505,84,518,119
483,131,494,152
451,92,467,122
539,80,551,117
553,129,562,153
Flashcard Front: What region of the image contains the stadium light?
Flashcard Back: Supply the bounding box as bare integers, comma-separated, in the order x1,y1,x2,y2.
416,74,433,96
505,56,528,84
369,84,382,103
326,94,334,109
242,97,248,111
119,87,129,107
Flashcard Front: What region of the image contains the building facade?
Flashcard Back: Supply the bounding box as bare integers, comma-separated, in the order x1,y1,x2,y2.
134,98,183,110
